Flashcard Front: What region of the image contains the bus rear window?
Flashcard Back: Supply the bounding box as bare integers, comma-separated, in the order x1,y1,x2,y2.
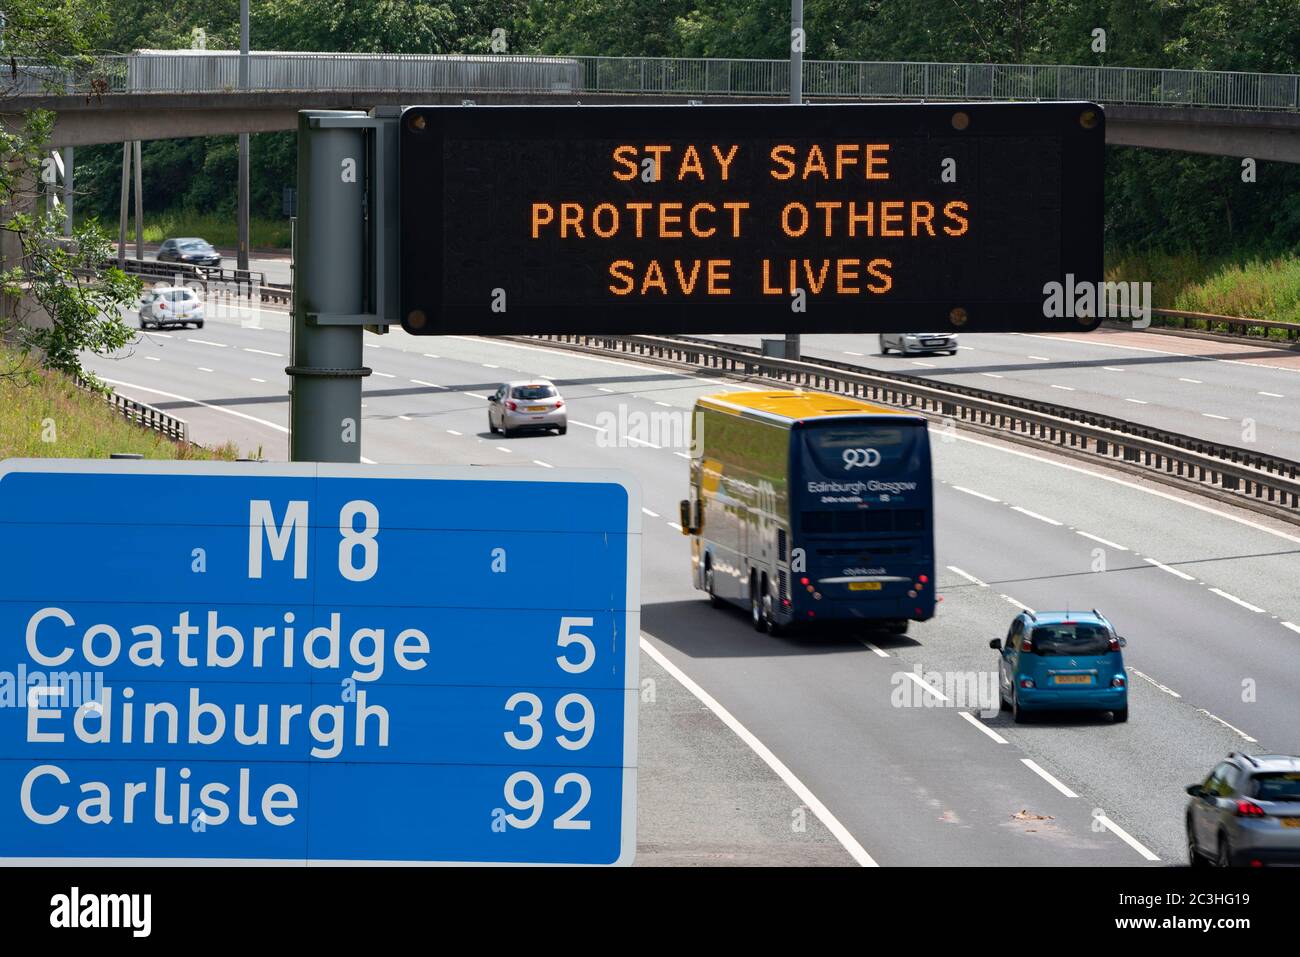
802,424,924,476
801,509,924,534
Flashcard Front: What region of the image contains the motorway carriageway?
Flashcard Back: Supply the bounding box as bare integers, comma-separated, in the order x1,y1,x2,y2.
705,330,1300,459
81,310,1300,867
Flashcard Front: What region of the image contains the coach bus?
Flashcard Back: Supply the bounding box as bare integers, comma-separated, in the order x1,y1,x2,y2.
679,390,935,635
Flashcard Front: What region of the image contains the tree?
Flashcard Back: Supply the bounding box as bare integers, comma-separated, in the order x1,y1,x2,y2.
1,0,142,383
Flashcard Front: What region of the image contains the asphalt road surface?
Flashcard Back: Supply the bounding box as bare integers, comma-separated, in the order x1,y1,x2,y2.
80,309,1300,866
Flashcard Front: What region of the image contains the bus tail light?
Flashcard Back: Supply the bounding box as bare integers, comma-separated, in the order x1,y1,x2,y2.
919,575,928,583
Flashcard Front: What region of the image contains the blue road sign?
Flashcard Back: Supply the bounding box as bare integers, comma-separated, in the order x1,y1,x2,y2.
0,460,639,865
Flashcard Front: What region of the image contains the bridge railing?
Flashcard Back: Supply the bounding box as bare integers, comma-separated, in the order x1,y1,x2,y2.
39,52,1298,111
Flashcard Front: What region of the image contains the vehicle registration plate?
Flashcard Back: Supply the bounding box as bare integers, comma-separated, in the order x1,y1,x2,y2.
528,406,547,412
1282,818,1300,828
848,582,882,591
1053,674,1092,685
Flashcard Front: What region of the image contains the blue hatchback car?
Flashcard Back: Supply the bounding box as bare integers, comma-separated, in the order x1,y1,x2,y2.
989,610,1128,724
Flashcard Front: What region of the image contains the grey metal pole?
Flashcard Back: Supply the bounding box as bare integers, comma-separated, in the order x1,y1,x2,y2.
117,142,130,266
288,111,370,463
785,0,803,361
133,140,143,260
62,146,73,238
237,0,250,272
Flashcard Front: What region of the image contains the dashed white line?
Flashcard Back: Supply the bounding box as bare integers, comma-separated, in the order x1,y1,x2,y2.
397,415,412,422
1196,709,1258,744
980,372,1004,379
1011,506,1063,526
97,378,288,435
638,639,878,867
597,387,615,392
1282,621,1300,635
952,485,1000,503
446,429,462,436
654,401,673,407
496,446,512,453
1129,668,1180,698
627,436,662,449
642,507,660,518
187,338,227,348
410,379,441,388
1209,588,1264,613
958,711,1007,744
570,420,605,432
250,377,265,383
462,392,487,400
1102,366,1125,372
373,371,395,379
1075,530,1128,551
667,521,683,532
901,670,949,703
844,351,864,357
1178,377,1202,384
533,460,553,468
860,640,890,658
911,361,936,368
145,356,160,362
1021,759,1077,798
674,451,691,460
1000,594,1034,613
1143,557,1195,581
1259,391,1285,398
1201,412,1229,420
197,367,213,373
1050,384,1076,391
946,565,989,587
1095,814,1160,861
1125,397,1148,404
482,363,499,369
243,348,283,357
423,353,440,359
1027,355,1051,361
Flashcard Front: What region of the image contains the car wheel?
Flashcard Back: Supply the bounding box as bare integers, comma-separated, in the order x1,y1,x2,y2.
488,417,498,435
878,336,889,355
947,350,958,356
138,316,148,329
1187,818,1209,867
501,425,513,438
556,426,567,435
750,574,767,633
704,561,722,608
196,321,204,329
1113,706,1128,723
999,691,1010,712
1012,691,1029,724
1216,833,1233,867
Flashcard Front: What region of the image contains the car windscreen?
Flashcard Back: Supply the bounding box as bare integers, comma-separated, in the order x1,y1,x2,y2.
801,423,924,477
511,385,556,400
1251,773,1300,801
1030,622,1112,656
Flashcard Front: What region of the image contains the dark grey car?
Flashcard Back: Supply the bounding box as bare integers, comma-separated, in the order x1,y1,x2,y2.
158,237,221,267
1186,752,1300,866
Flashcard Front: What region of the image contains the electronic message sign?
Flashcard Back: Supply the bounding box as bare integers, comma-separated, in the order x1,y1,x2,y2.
399,102,1104,336
0,460,638,865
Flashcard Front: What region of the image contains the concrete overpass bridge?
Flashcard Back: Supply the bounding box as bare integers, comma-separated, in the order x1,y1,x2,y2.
6,52,1300,162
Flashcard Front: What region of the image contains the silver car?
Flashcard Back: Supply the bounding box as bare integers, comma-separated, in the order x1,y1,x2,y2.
487,380,567,437
1186,752,1300,866
139,286,205,330
879,332,958,355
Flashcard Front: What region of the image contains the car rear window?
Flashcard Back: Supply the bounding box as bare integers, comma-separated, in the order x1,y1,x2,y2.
163,290,197,301
1251,773,1300,801
512,385,556,400
1030,622,1112,656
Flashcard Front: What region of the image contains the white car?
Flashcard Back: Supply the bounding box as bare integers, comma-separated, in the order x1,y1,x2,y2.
879,332,958,356
140,286,205,330
487,380,567,437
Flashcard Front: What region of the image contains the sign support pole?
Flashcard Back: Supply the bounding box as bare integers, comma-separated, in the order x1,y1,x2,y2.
785,0,803,361
288,110,370,463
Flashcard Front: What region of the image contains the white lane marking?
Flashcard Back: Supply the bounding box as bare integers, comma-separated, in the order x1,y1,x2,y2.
186,338,227,347
1202,412,1229,420
1129,668,1180,698
642,507,660,518
482,363,499,369
145,356,160,361
1144,557,1195,581
397,415,412,422
423,353,440,359
462,392,487,399
1021,759,1077,798
911,361,936,368
446,429,462,436
1011,506,1062,526
1209,588,1264,613
243,348,282,357
957,345,974,351
1050,384,1076,391
533,460,553,468
373,371,395,379
97,378,288,433
952,485,1000,503
1021,330,1300,373
453,334,691,380
844,351,864,356
495,446,512,453
597,386,615,392
958,711,1007,744
361,456,376,464
141,332,173,339
627,436,662,449
1259,391,1285,398
860,640,890,658
1102,366,1125,372
639,638,878,867
1095,813,1160,862
410,378,441,388
980,372,1004,379
654,401,673,407
1196,709,1258,743
1001,594,1034,613
667,521,683,531
1076,530,1128,551
1027,355,1051,361
901,670,949,702
197,367,213,373
674,451,691,460
1283,621,1300,635
365,342,381,349
569,420,605,432
250,377,265,383
947,565,988,587
1179,377,1202,384
948,422,1300,546
1124,397,1148,404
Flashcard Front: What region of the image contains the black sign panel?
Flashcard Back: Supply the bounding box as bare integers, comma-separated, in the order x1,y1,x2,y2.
399,102,1104,336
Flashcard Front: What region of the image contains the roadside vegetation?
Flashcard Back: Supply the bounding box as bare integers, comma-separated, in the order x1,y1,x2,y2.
0,346,240,460
107,211,293,251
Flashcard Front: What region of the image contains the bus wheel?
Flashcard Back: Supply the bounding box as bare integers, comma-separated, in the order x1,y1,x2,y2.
750,574,766,632
704,561,722,608
762,589,784,636
886,620,909,636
